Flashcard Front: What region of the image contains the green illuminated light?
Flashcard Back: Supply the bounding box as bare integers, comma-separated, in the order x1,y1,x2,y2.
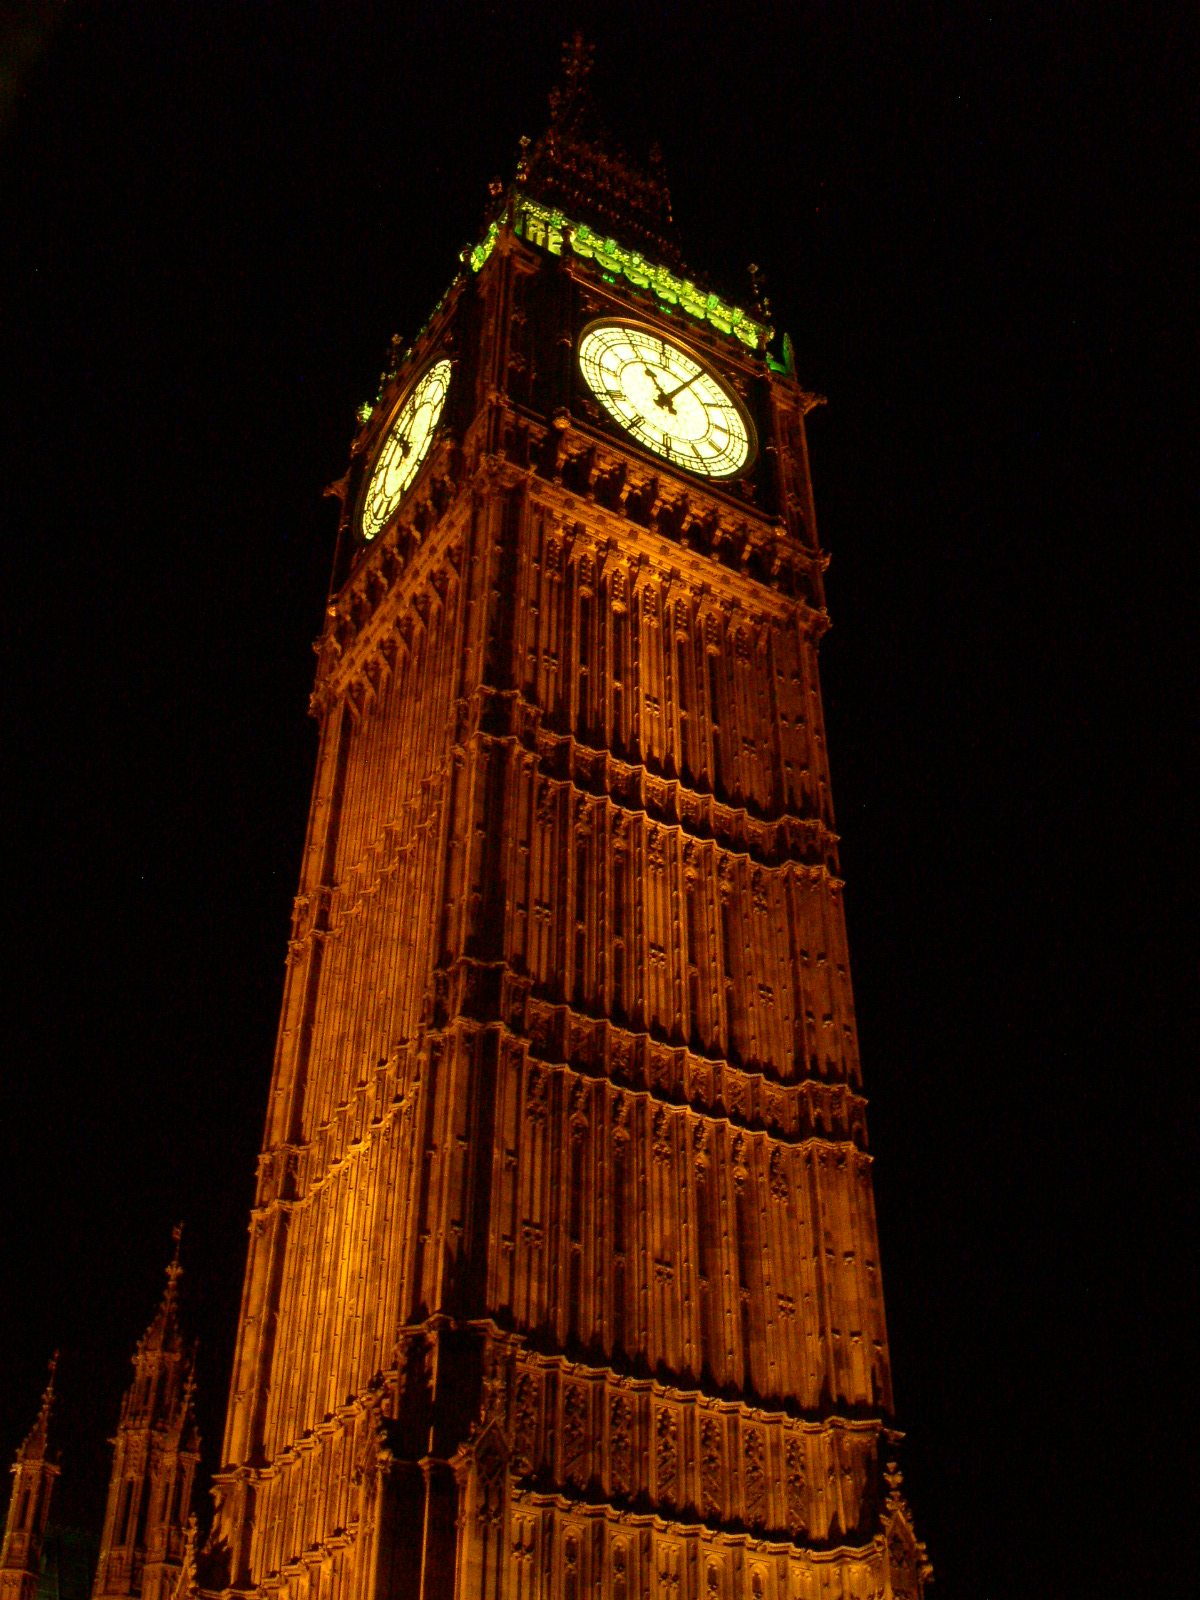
514,196,771,351
470,220,500,273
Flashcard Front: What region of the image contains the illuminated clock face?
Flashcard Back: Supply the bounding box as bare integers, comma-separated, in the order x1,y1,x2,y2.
360,358,452,540
577,323,753,478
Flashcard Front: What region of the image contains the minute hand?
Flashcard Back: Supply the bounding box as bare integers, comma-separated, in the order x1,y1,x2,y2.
659,367,707,406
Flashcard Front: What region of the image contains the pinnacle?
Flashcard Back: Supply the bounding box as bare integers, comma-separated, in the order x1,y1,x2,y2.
140,1228,186,1355
17,1353,57,1459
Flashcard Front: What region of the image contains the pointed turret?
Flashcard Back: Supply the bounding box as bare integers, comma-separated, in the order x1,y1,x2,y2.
91,1235,200,1600
0,1359,60,1600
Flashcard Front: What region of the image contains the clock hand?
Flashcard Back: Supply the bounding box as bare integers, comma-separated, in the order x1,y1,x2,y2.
642,363,671,405
660,367,706,404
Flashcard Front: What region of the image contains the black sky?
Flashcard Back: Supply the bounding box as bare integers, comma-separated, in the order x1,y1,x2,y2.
1,4,1195,1596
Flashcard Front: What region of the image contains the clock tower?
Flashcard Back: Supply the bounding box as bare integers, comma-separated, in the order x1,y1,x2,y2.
201,40,930,1600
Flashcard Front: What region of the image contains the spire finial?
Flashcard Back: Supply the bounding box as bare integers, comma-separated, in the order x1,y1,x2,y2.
16,1353,58,1458
37,1352,58,1418
166,1222,184,1291
548,30,594,131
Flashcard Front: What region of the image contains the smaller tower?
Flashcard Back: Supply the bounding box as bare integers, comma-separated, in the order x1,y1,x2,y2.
92,1237,200,1600
0,1358,60,1600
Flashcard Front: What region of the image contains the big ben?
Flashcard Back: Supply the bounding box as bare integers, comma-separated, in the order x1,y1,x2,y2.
199,42,930,1600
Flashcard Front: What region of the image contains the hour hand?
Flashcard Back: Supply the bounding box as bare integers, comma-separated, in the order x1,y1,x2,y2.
646,365,683,415
643,363,670,402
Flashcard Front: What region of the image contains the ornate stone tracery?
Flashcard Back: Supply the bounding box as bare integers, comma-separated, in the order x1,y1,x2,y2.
194,47,929,1600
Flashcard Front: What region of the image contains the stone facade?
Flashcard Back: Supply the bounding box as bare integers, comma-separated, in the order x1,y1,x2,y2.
199,64,930,1600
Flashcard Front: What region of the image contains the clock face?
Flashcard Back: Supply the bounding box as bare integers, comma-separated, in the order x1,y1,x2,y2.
360,358,452,540
577,323,753,478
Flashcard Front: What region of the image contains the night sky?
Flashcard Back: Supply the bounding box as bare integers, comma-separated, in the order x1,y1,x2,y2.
1,5,1194,1597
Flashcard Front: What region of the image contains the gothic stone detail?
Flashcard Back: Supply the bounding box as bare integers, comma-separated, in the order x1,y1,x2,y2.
93,1255,200,1600
207,85,927,1600
500,1353,880,1545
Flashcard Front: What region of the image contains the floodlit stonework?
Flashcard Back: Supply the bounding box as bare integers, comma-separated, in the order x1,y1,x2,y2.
92,1247,200,1600
0,1365,59,1600
195,42,930,1600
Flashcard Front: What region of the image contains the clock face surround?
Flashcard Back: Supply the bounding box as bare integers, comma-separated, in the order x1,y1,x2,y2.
360,358,452,540
577,321,754,479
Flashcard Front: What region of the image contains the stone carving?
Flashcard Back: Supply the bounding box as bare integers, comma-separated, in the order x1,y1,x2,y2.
512,1516,534,1568
473,1426,506,1530
882,1461,931,1598
652,1105,672,1163
612,1541,629,1600
765,1088,785,1130
511,1373,537,1475
569,1076,590,1141
562,1384,588,1479
655,1406,678,1500
647,826,667,874
610,1034,632,1081
743,1426,767,1525
692,1118,710,1175
564,1533,581,1600
731,1131,750,1191
529,1004,551,1052
768,1145,789,1201
569,1021,593,1066
609,1395,633,1495
525,1064,549,1122
888,1532,918,1600
785,1436,806,1531
724,1071,749,1118
611,1091,631,1145
699,1416,723,1518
